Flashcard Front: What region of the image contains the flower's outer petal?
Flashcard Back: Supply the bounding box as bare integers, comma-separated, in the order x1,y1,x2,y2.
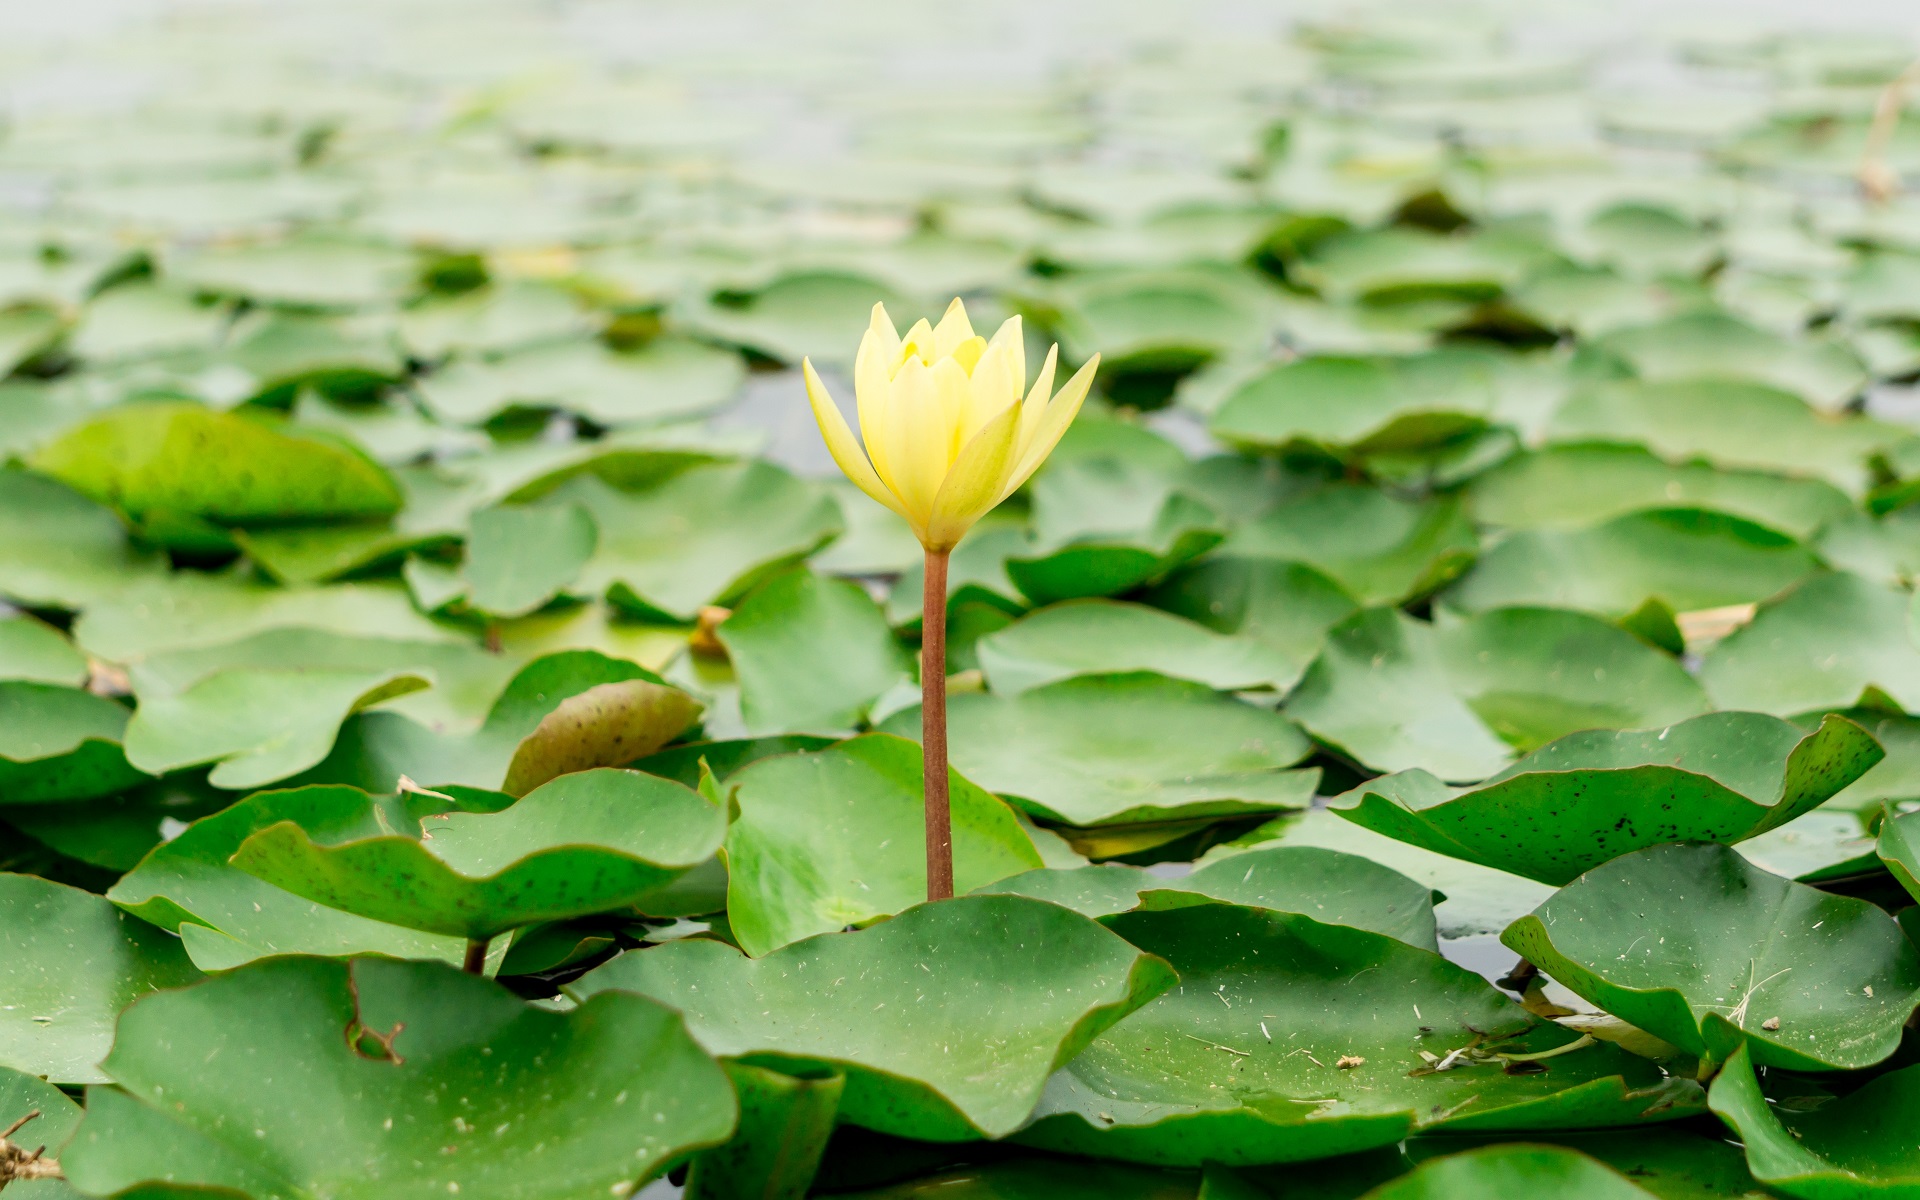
931,297,976,361
855,329,903,494
924,401,1023,551
867,303,902,366
885,355,946,531
1014,344,1059,459
804,359,906,517
959,337,1021,448
1002,355,1099,499
986,315,1024,394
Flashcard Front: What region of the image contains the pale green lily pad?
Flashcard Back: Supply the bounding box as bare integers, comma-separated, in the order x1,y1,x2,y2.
1017,901,1702,1168
1444,508,1819,619
163,233,419,310
59,956,736,1200
109,785,493,972
232,767,726,941
1224,485,1476,605
0,615,88,686
1141,558,1361,692
1881,808,1920,903
0,468,165,610
0,682,147,804
1503,842,1920,1071
977,600,1299,695
1708,1042,1920,1200
1700,571,1920,715
416,337,744,427
880,673,1315,828
560,463,843,622
980,844,1440,950
462,502,598,618
1592,312,1869,412
1007,458,1224,605
681,270,911,367
0,873,200,1084
723,734,1042,956
0,1064,83,1200
67,282,230,363
1210,351,1507,460
1334,712,1879,885
717,570,910,736
395,281,593,359
568,894,1175,1141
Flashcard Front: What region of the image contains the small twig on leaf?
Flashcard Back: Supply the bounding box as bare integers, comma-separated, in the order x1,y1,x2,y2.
0,1110,65,1192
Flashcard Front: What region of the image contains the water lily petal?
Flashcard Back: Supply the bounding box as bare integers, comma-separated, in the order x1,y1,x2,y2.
804,359,905,517
925,401,1024,551
885,355,946,530
931,297,976,361
1015,344,1059,459
1002,355,1099,500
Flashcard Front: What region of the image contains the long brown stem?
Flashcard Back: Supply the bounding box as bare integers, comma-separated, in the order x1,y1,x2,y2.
921,548,953,902
463,937,490,975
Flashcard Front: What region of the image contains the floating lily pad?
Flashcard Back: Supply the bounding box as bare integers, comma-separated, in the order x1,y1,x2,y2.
880,673,1315,828
1007,459,1224,606
1224,485,1476,605
977,600,1298,695
1444,508,1819,619
686,1061,844,1200
416,337,743,427
568,895,1175,1141
1141,558,1361,692
1699,571,1920,715
1334,712,1879,884
717,570,911,736
723,734,1043,956
395,281,593,359
1017,901,1702,1168
163,233,420,310
0,468,164,609
560,463,843,622
1880,808,1920,902
232,766,726,941
59,956,736,1200
1502,843,1920,1070
461,502,598,618
1707,1042,1920,1200
31,402,402,527
0,682,148,804
1592,312,1869,412
109,785,490,972
0,615,88,686
0,873,200,1085
682,270,912,367
1358,1144,1664,1200
980,844,1440,950
1210,352,1504,460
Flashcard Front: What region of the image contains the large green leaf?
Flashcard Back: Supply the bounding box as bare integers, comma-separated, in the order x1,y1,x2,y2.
1141,558,1361,692
0,468,164,610
1357,1144,1664,1200
1006,459,1224,606
977,599,1298,695
1444,508,1819,619
717,569,911,735
980,844,1440,950
109,785,490,971
1502,843,1920,1070
1223,485,1476,606
1700,571,1920,715
879,673,1316,827
0,874,200,1085
1332,712,1879,884
1017,901,1702,1168
685,1062,843,1200
163,233,419,309
560,463,843,622
461,502,597,618
1287,607,1710,782
723,734,1042,956
0,615,88,686
680,270,911,366
30,402,402,526
1591,311,1869,412
569,895,1176,1141
1209,352,1506,460
0,683,148,805
1707,1042,1920,1200
829,1156,1201,1200
59,956,737,1200
231,767,726,941
1880,807,1920,902
416,337,743,427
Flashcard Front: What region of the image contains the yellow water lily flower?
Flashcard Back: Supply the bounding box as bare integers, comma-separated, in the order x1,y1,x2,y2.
804,298,1099,552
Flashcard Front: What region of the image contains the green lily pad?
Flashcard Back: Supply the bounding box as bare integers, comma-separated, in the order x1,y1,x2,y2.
59,956,736,1200
828,1154,1200,1200
980,844,1440,950
0,1064,82,1198
1444,508,1819,620
569,894,1175,1141
1591,312,1869,412
0,682,148,804
1141,558,1361,692
1700,571,1920,715
1880,808,1920,902
1224,485,1477,605
68,282,229,364
461,502,598,618
163,233,419,310
109,785,493,972
1358,1144,1664,1200
977,600,1299,695
1293,226,1553,306
717,570,911,736
560,463,842,622
0,468,164,610
416,337,743,427
1735,809,1882,884
30,402,402,527
681,270,911,367
231,766,726,941
1007,459,1224,606
395,281,593,359
0,873,200,1084
1467,444,1854,540
1545,379,1909,496
3,775,229,874
1397,1128,1775,1200
686,1062,844,1200
1288,607,1711,782
1334,712,1880,885
724,734,1041,956
1017,901,1702,1168
1502,842,1920,1070
296,650,701,795
0,615,88,686
1707,1042,1920,1200
879,673,1315,827
1047,266,1277,372
1210,352,1508,460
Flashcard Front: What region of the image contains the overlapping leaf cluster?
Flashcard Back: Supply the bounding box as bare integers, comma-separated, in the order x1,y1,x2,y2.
3,3,1920,1198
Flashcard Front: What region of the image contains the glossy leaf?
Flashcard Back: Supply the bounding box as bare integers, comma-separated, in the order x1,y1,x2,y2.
1700,571,1920,715
717,569,911,735
0,683,148,805
1707,1042,1920,1200
977,600,1297,695
462,501,597,618
1358,1144,1661,1200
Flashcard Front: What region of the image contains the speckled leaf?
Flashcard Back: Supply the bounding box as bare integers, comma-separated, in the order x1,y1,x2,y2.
1707,1042,1920,1200
0,682,148,805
